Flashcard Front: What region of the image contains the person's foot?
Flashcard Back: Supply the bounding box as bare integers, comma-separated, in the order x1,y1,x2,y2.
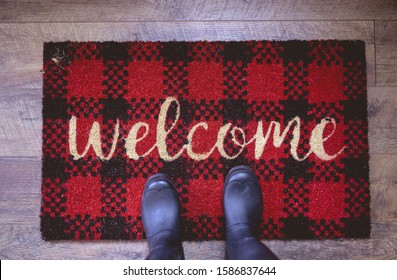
141,173,184,260
223,165,278,260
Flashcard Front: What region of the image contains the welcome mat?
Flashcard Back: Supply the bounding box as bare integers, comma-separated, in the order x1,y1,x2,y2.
41,40,370,240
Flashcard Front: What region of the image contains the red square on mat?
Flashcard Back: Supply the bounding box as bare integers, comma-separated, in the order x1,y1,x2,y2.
126,61,165,100
247,62,285,101
307,182,347,220
124,176,146,217
67,59,105,99
64,175,102,217
260,179,287,220
188,61,224,100
308,64,345,103
185,178,223,218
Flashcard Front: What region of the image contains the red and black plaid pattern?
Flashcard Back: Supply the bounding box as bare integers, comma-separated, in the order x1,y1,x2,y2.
41,41,370,240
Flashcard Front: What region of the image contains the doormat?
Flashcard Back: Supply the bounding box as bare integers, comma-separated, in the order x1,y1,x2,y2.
41,40,370,240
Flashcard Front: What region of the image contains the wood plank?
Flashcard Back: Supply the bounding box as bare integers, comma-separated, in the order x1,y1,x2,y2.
368,92,397,223
367,87,397,129
2,86,395,158
375,21,397,86
0,158,41,226
371,181,397,223
1,0,396,22
0,21,376,88
370,154,397,185
1,222,396,259
0,89,41,157
369,128,397,154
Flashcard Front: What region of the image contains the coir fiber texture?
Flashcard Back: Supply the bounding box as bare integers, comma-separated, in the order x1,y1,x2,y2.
41,41,370,240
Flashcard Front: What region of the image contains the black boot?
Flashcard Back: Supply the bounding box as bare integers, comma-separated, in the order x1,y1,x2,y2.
141,173,184,260
223,165,278,260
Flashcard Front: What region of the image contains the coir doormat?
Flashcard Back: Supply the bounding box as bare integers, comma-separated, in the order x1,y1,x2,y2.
41,40,370,240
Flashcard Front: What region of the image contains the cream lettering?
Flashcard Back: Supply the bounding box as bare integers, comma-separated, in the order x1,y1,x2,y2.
310,117,345,160
186,122,214,160
69,116,119,160
215,123,235,160
125,122,156,160
68,97,345,162
247,118,304,160
156,96,186,161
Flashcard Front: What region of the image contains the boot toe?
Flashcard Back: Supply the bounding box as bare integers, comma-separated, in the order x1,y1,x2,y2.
223,165,263,229
141,173,184,260
224,166,276,260
225,165,258,186
142,174,181,237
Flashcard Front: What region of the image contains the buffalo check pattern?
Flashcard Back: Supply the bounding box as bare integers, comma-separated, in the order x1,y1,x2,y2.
41,41,370,240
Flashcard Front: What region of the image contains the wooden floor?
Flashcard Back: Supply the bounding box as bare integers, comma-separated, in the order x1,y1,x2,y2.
0,0,396,260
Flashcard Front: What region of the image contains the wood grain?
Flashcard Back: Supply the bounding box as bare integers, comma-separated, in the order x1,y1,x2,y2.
0,89,41,157
0,21,376,90
1,0,396,22
371,181,397,223
367,87,397,129
1,223,396,260
376,21,397,86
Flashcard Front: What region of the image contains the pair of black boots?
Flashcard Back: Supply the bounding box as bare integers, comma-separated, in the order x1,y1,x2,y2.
141,165,278,260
